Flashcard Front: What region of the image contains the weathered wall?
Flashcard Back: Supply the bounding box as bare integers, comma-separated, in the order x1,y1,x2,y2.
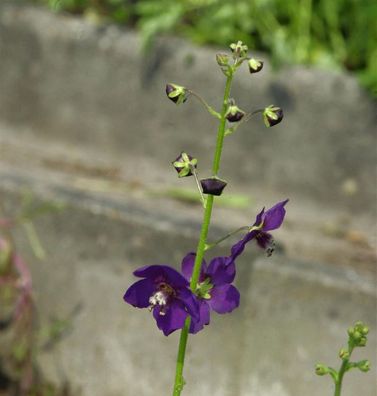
1,188,375,396
0,3,376,212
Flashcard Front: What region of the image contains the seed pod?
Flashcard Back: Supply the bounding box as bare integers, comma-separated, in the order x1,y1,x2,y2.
172,152,197,178
263,105,284,127
248,58,264,73
200,177,227,196
165,83,188,105
226,104,245,123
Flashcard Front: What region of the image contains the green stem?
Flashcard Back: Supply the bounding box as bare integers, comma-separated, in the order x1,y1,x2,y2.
205,226,249,251
191,166,206,208
224,108,263,136
172,70,234,396
212,75,233,175
334,359,347,396
334,345,353,396
187,90,221,119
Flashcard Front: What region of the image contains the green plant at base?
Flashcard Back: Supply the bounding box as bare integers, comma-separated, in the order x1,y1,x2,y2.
34,0,377,95
315,321,371,396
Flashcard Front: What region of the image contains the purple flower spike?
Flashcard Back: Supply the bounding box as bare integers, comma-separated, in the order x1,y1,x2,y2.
181,253,240,334
230,199,288,260
124,264,199,336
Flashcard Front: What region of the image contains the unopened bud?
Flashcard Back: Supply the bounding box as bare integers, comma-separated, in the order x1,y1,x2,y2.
347,327,354,337
263,105,283,127
357,360,370,372
358,336,367,347
200,177,227,196
315,364,329,376
172,152,197,178
165,83,188,105
216,53,229,67
361,326,369,335
339,348,349,359
248,58,263,73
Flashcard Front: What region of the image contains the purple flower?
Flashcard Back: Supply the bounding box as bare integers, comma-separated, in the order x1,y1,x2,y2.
124,265,199,336
230,199,288,260
181,253,240,334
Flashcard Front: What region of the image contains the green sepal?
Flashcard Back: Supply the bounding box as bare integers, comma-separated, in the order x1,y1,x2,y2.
195,277,214,299
173,161,185,169
230,40,248,58
356,359,371,372
178,168,191,178
263,106,279,127
339,348,349,360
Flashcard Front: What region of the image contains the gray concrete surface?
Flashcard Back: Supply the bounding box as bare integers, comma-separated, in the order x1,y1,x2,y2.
0,2,376,212
0,3,376,396
1,183,375,396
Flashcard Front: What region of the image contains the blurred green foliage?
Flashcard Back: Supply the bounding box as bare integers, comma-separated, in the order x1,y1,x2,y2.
36,0,376,95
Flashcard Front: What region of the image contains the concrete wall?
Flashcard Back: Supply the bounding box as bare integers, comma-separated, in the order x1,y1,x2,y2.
0,3,376,212
0,3,376,396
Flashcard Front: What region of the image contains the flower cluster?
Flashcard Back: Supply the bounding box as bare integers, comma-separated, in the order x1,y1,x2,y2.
123,200,288,336
315,320,371,387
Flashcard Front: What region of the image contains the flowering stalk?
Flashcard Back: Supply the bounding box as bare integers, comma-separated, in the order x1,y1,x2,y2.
125,40,286,394
172,70,234,396
315,321,370,396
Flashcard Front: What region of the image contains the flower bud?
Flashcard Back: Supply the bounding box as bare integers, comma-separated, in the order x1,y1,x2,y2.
361,326,369,335
172,152,197,178
263,105,284,127
347,327,354,336
200,177,227,196
165,83,188,105
358,336,367,347
216,53,229,67
357,360,370,372
226,102,245,123
339,348,349,359
229,41,248,58
248,58,264,73
315,364,329,376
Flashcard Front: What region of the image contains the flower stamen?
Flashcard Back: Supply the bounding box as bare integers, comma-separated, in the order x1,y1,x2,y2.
148,282,176,314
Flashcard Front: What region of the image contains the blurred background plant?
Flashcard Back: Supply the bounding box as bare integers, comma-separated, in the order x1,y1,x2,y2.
0,196,74,396
33,0,377,96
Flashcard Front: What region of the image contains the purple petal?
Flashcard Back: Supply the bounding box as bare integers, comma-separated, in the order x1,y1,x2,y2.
153,300,188,336
134,265,188,288
181,253,207,282
253,207,265,227
123,278,155,308
177,287,200,320
262,199,288,231
207,257,236,286
189,300,210,334
208,284,240,314
230,230,258,261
